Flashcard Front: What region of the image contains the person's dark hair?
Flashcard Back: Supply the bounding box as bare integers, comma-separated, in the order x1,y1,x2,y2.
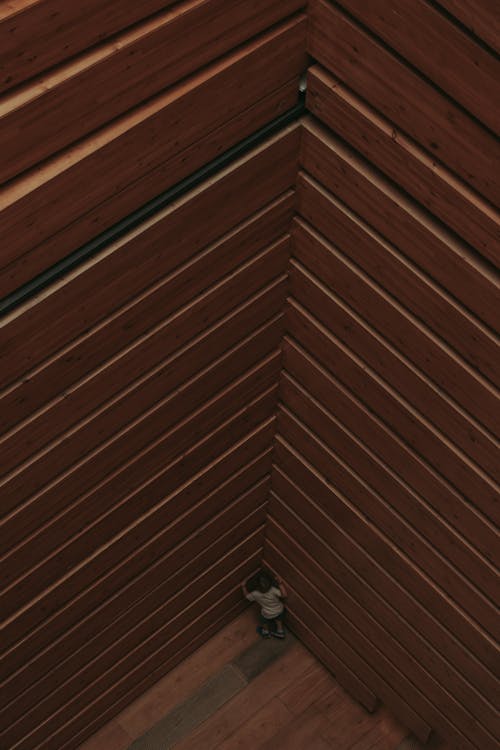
247,567,278,593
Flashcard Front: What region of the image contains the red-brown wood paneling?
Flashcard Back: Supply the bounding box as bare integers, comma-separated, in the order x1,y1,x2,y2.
1,119,298,748
2,2,498,749
263,4,499,750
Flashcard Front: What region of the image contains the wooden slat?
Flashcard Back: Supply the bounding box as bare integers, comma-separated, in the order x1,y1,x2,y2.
292,220,500,457
0,21,305,294
3,531,263,748
286,297,499,531
3,481,268,706
1,289,285,587
1,369,274,616
0,179,294,392
335,0,500,132
3,511,265,723
0,0,179,92
285,311,499,565
266,513,498,747
277,403,498,638
1,349,281,610
273,436,498,670
57,598,248,750
0,0,305,183
300,121,499,332
296,172,499,386
0,236,289,477
278,373,496,603
0,244,287,521
268,475,498,702
435,0,500,54
26,570,254,750
308,0,499,205
1,410,276,663
1,424,274,684
267,545,476,747
306,65,500,267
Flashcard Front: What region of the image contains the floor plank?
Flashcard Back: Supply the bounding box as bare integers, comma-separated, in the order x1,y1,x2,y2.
79,610,410,750
116,609,257,739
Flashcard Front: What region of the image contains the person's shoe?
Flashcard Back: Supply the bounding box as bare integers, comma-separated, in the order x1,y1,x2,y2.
271,630,285,639
256,626,271,638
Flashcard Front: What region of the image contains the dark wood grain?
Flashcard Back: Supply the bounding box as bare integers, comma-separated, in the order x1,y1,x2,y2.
306,66,500,267
0,0,305,182
0,0,179,92
308,0,499,205
335,0,500,132
301,122,499,331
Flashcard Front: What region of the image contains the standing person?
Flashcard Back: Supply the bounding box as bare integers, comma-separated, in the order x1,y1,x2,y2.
242,568,287,639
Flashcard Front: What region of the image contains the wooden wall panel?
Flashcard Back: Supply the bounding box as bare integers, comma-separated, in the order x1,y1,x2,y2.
0,0,179,92
306,67,499,266
0,15,306,295
0,0,305,183
308,0,499,206
1,109,298,746
3,2,498,749
262,4,499,750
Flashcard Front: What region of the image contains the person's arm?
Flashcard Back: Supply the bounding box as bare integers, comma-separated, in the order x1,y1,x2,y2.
242,581,254,601
267,567,287,599
275,577,287,598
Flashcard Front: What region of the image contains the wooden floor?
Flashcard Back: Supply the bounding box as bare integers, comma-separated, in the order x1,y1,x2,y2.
77,609,409,750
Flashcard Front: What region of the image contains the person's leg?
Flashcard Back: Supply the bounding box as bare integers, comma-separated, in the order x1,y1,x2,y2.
257,613,271,638
271,609,286,638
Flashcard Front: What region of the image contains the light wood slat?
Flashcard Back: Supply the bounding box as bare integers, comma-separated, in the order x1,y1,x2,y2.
284,579,421,731
435,0,500,54
0,236,289,476
268,473,498,702
1,290,284,586
285,311,499,565
268,498,498,733
1,421,274,682
306,66,500,267
277,404,498,638
1,408,276,661
1,377,273,615
278,590,380,713
335,0,499,132
3,472,268,703
0,173,294,391
267,548,479,748
308,0,499,205
292,221,500,460
17,565,255,750
1,84,300,297
0,0,179,92
279,372,496,603
3,507,265,720
287,298,499,531
274,437,498,671
280,605,378,711
301,122,499,331
3,527,264,747
57,598,248,750
0,0,305,182
266,519,498,747
0,37,304,295
0,247,287,519
0,334,279,584
296,172,499,386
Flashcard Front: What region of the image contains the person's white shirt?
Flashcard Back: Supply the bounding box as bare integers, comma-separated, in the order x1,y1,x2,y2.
245,586,284,618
